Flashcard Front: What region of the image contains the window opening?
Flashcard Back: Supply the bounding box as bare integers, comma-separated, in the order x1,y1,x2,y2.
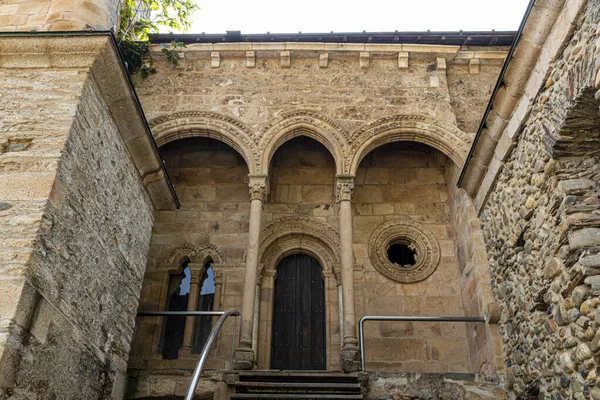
387,243,416,268
160,262,191,359
193,261,215,353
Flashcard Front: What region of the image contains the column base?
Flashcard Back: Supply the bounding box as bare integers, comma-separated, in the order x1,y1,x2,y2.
177,347,196,360
341,338,360,372
232,346,255,370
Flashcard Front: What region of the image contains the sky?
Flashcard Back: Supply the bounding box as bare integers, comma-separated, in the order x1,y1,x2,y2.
188,0,531,35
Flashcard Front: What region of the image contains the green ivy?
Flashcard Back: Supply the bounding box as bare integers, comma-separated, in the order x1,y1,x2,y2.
117,0,198,76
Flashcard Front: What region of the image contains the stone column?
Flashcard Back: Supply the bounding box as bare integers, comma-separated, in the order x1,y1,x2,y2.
233,175,268,370
336,175,360,371
179,265,204,357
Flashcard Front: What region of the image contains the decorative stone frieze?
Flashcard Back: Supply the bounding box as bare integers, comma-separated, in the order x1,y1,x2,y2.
369,219,441,283
166,243,225,266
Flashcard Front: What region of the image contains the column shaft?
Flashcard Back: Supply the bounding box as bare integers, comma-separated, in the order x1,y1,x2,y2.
180,275,201,355
233,175,267,370
336,175,360,371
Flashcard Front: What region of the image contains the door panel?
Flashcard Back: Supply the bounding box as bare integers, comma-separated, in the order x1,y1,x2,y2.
271,254,326,370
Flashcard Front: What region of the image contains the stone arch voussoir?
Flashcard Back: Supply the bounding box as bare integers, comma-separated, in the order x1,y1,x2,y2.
149,111,258,174
348,115,471,174
259,216,341,276
166,243,225,268
258,111,349,175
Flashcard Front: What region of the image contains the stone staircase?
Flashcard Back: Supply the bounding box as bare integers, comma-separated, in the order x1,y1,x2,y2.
229,371,363,400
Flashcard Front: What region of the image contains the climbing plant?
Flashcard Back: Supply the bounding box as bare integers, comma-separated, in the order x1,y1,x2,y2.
117,0,198,75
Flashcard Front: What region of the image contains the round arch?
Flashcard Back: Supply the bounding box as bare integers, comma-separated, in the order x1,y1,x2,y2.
149,111,259,175
258,216,341,275
258,111,349,175
348,115,471,175
166,243,225,267
256,216,342,371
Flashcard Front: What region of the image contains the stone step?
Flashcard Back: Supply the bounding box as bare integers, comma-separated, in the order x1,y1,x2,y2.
238,371,359,383
230,394,364,400
236,381,361,394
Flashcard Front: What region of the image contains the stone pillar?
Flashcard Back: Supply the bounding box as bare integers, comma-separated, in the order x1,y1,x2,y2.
336,175,360,371
233,175,268,370
179,265,204,357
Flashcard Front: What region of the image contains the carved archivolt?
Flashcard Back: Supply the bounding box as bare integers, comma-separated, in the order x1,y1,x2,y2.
259,216,341,276
258,110,349,175
149,111,471,177
347,114,471,173
368,219,441,283
149,111,258,174
166,243,225,267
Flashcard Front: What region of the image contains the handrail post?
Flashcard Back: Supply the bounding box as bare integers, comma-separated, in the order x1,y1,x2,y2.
184,308,240,400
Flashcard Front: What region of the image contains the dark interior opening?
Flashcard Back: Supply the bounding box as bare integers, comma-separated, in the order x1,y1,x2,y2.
387,243,416,267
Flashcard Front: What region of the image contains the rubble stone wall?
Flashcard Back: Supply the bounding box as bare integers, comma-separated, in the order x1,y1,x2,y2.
476,2,600,397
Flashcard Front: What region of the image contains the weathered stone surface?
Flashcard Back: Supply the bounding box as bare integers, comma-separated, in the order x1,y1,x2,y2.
475,1,600,398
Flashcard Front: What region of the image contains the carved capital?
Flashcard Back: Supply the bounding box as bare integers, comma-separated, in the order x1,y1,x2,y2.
188,263,206,284
335,175,355,203
249,174,269,201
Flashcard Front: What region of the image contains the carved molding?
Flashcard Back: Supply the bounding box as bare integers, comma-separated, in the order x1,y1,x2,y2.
347,114,471,173
148,111,258,174
258,110,349,175
368,219,441,283
259,216,341,276
149,111,470,177
166,243,225,266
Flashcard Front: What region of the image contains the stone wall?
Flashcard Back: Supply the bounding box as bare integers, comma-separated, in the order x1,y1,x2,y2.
137,44,504,137
0,0,121,31
0,35,170,399
129,137,250,373
352,142,470,373
473,1,600,397
130,138,479,375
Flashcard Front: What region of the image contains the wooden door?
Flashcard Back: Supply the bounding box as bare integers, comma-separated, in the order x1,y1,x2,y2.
271,254,326,370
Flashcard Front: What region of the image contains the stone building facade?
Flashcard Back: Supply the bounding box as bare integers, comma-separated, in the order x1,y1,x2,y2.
0,0,600,399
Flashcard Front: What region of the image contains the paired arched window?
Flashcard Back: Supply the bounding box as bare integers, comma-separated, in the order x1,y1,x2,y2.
160,259,215,360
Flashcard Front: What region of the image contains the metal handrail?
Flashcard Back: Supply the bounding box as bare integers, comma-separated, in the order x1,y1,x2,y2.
136,309,240,400
358,315,486,371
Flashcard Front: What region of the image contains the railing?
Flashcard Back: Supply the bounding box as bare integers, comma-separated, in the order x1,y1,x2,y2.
137,309,240,400
358,315,486,371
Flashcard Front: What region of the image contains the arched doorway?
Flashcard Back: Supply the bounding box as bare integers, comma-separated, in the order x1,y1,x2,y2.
271,254,326,370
